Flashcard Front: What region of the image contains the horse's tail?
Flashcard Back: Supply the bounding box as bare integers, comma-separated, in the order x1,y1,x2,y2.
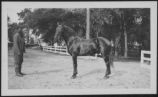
109,48,114,68
97,37,114,68
109,40,115,68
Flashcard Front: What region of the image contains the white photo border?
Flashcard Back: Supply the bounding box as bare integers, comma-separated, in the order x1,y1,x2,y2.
1,1,157,95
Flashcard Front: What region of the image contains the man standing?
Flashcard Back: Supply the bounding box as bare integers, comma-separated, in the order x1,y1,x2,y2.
13,27,25,77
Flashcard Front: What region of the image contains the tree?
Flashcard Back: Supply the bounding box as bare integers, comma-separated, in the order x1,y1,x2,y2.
90,8,122,56
17,8,32,43
17,8,86,44
17,8,150,57
90,8,150,57
62,8,86,38
86,8,90,39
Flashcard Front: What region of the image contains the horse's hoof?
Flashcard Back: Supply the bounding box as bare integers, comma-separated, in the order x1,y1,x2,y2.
16,73,24,77
20,72,26,75
71,75,77,79
104,75,110,79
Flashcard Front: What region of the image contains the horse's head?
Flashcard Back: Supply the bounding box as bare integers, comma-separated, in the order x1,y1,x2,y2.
54,24,64,43
54,24,76,44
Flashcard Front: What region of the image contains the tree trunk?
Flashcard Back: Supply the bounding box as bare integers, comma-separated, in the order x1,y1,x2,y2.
115,50,118,57
124,28,128,58
114,34,121,57
26,32,29,44
86,8,90,39
122,11,128,58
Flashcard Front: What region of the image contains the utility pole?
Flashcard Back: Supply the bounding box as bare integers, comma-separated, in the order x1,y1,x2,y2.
86,8,90,39
122,11,128,58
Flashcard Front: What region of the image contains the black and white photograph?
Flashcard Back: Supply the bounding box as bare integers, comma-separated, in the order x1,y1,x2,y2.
1,1,157,96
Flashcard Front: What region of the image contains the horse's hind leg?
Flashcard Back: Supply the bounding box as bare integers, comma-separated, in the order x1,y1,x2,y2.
71,55,78,79
103,56,111,79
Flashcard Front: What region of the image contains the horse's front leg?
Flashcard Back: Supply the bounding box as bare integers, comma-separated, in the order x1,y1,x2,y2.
103,56,111,79
71,55,78,79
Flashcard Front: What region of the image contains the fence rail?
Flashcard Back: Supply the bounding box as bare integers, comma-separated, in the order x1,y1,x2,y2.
42,46,69,55
140,50,151,68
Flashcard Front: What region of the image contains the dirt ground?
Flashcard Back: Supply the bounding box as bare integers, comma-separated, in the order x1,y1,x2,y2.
8,47,150,89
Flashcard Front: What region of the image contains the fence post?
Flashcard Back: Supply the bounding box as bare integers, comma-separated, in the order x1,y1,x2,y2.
140,50,151,69
95,54,98,59
141,50,144,64
42,46,44,51
55,46,56,53
65,46,68,55
43,46,46,51
59,46,61,54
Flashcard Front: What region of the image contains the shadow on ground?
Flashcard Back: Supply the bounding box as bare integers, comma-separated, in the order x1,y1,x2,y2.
25,69,63,75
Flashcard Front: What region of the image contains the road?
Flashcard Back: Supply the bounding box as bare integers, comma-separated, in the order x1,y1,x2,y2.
8,47,150,89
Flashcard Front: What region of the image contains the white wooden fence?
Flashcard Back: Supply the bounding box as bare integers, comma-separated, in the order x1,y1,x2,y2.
42,46,69,55
141,50,151,68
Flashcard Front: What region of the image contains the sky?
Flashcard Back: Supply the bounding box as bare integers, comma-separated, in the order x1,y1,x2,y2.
7,7,33,23
7,8,24,23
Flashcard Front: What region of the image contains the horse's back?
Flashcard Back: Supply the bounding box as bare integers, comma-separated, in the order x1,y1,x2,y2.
69,37,100,56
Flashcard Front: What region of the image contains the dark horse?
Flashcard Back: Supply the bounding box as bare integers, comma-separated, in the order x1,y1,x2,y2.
54,24,114,79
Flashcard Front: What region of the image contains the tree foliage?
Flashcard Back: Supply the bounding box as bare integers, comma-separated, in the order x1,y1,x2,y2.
17,8,86,43
9,8,150,57
90,8,150,57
